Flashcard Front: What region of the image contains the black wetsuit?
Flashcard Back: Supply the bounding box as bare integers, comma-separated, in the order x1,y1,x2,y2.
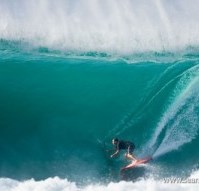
116,140,135,154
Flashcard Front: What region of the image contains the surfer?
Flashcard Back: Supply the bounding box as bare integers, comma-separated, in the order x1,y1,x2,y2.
110,138,137,161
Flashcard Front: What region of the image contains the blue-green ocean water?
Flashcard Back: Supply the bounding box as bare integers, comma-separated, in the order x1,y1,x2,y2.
1,1,199,190
0,41,199,184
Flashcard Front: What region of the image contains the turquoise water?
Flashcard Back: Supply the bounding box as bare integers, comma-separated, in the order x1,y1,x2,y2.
1,44,199,183
1,0,199,190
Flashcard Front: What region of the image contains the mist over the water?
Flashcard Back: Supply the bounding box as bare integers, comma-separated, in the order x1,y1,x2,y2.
150,65,199,158
1,0,199,54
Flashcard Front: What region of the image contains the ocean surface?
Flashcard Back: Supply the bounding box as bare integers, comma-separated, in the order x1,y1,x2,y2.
0,0,199,190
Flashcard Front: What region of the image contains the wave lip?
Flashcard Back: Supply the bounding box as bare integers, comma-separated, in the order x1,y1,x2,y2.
1,0,199,54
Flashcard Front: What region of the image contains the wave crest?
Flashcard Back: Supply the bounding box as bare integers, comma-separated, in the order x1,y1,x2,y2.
1,0,199,54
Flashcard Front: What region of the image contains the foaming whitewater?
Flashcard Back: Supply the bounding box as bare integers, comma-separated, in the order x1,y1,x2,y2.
1,170,199,191
147,65,199,158
1,0,199,54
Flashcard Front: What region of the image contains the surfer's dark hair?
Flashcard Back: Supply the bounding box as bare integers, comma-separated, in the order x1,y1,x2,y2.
113,138,119,143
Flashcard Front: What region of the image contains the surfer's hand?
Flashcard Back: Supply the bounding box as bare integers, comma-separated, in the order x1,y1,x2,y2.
110,154,114,158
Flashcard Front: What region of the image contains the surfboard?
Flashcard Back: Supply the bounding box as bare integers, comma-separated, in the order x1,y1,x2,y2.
121,157,152,171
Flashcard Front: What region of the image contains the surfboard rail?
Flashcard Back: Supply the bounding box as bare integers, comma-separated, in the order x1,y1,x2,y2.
121,156,152,171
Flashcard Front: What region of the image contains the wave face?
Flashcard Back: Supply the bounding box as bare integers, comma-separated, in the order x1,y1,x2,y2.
0,43,199,183
1,0,199,54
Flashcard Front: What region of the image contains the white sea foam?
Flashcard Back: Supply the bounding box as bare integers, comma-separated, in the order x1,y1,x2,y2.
144,65,199,158
0,0,199,54
1,170,199,191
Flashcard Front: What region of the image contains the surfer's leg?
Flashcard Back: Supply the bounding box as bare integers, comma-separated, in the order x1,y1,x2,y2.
125,146,137,161
125,153,137,161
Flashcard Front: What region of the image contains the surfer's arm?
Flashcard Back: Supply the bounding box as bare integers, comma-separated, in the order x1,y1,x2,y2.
110,150,119,158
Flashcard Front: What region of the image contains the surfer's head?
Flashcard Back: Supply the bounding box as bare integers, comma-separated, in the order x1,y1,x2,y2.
112,138,119,145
